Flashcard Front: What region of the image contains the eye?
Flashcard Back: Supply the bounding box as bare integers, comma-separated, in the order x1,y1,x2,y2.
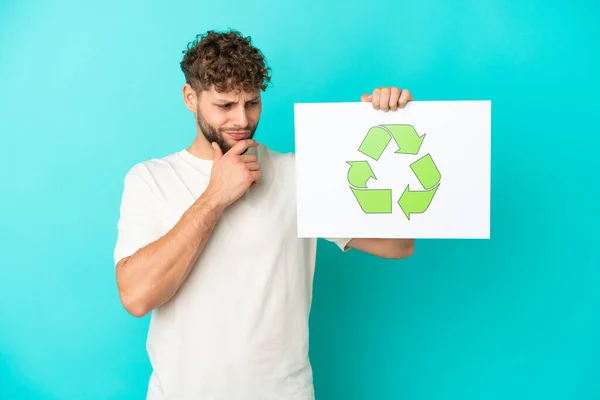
217,104,231,110
246,101,259,107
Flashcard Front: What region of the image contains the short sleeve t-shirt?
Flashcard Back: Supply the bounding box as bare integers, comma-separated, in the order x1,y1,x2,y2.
114,144,350,400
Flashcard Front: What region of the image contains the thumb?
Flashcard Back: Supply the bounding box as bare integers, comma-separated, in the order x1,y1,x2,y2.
360,93,372,102
212,142,223,161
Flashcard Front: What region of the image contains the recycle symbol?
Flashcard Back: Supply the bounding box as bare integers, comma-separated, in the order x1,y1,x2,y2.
346,124,441,220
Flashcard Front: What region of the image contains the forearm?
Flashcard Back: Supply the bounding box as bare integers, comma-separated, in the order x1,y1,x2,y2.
116,191,225,317
347,238,415,259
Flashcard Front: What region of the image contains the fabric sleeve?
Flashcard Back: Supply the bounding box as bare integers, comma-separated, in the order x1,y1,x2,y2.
113,163,163,267
323,237,352,252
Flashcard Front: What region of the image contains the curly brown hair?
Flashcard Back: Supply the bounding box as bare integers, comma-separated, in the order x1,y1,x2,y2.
180,29,272,94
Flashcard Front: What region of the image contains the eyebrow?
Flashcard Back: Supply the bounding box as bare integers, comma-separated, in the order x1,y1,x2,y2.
214,96,261,105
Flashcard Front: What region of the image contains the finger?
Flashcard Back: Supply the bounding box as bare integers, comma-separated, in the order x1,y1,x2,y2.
371,88,381,110
389,87,401,111
240,154,257,163
360,93,371,102
228,139,259,156
212,142,223,161
380,87,391,111
249,170,262,185
245,161,261,171
398,89,414,108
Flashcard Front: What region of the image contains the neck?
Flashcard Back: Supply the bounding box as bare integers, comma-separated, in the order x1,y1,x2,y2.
186,134,214,160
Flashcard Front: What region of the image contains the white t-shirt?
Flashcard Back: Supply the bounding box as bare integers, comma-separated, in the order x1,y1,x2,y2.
113,144,350,400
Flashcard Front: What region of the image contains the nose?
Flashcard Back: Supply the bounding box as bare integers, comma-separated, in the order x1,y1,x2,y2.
232,106,248,128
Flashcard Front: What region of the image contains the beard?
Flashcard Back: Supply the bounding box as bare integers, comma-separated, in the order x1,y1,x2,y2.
196,106,258,154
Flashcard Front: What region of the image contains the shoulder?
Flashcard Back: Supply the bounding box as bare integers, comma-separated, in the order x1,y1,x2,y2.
120,151,182,191
259,145,296,170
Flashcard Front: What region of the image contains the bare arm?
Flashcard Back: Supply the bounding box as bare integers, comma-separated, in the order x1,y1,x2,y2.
116,192,225,317
346,238,415,259
115,139,261,317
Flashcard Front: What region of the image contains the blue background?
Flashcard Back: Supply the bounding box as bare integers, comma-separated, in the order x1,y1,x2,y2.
2,0,599,399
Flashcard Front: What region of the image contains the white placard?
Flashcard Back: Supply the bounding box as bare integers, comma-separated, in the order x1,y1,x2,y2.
293,100,491,239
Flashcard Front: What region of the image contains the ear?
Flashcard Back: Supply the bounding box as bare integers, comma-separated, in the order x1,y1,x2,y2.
182,83,198,112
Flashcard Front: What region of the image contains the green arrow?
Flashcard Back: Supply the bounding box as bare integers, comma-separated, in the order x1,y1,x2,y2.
346,161,376,188
358,126,391,161
384,124,425,155
398,184,439,220
350,187,392,213
410,154,441,190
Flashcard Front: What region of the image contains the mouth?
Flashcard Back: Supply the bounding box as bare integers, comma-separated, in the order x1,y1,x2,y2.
226,131,251,140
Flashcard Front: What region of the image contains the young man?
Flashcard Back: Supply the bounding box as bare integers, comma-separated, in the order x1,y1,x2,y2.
114,29,415,400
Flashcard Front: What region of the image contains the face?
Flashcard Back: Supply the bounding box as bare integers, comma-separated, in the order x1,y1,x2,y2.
187,84,262,154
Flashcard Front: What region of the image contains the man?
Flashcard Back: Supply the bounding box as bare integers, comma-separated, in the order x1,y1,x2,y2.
114,29,415,400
